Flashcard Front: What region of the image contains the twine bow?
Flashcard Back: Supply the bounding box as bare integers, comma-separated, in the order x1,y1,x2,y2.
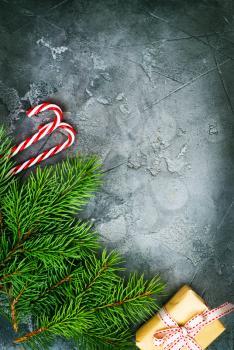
153,303,234,350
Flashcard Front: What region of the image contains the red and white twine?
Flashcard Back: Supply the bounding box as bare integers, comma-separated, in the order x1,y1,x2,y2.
9,102,76,175
153,302,234,350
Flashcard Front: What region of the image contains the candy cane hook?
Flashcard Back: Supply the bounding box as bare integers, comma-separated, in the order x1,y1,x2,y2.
10,122,76,175
11,103,63,157
9,102,76,175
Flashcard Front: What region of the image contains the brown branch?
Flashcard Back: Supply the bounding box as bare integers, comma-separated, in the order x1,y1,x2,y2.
94,291,152,311
0,230,31,269
0,246,23,268
0,271,20,282
83,264,108,292
11,286,27,332
14,327,47,343
47,275,71,291
30,274,72,307
31,262,107,306
14,264,110,343
0,211,3,230
23,230,32,240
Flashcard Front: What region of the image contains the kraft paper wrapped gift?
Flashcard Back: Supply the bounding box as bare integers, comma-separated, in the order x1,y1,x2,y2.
136,285,226,350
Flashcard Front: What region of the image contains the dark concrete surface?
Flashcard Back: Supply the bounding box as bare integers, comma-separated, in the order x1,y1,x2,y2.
0,0,234,349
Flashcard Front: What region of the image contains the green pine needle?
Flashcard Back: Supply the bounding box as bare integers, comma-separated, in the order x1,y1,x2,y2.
0,126,164,349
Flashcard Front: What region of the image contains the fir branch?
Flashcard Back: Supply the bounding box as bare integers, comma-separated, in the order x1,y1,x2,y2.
0,157,101,269
47,275,72,291
0,230,31,269
15,299,94,344
93,274,164,327
75,334,137,350
2,156,102,243
13,271,164,347
27,250,122,316
14,327,47,344
28,269,76,312
0,126,15,205
95,274,164,310
0,139,165,349
22,220,99,267
10,285,27,332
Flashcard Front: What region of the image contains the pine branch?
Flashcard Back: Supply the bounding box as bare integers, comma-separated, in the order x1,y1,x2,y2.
2,156,102,244
12,251,123,344
75,333,137,350
22,220,99,267
15,299,94,344
28,250,123,317
94,273,164,316
10,285,27,332
28,266,83,315
0,130,165,349
0,230,31,269
47,275,72,291
83,274,164,346
0,126,15,206
13,270,164,347
14,327,48,344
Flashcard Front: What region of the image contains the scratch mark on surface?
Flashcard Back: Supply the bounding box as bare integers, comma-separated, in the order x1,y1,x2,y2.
40,16,64,31
142,58,230,112
149,10,234,65
48,0,71,11
82,30,234,49
124,57,182,84
152,69,183,84
149,12,210,48
161,243,195,266
213,53,234,117
124,57,152,83
102,162,127,174
158,30,234,42
201,287,207,299
11,21,32,34
217,200,234,230
189,268,199,284
223,16,230,24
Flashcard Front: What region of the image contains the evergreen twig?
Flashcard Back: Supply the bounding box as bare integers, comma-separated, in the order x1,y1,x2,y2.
0,126,165,349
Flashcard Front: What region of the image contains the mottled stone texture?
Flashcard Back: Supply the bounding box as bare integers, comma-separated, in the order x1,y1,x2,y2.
0,0,234,349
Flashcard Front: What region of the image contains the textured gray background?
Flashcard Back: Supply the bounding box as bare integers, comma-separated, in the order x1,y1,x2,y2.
0,0,234,349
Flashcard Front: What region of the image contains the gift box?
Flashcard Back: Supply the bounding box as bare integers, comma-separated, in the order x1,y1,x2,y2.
136,285,227,350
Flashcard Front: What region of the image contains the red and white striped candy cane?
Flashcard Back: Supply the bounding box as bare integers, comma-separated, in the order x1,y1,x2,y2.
9,103,76,175
10,102,63,157
10,122,76,175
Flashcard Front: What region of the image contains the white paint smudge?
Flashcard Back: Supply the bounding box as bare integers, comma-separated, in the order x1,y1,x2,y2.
96,96,111,105
91,53,107,70
100,72,112,81
36,37,68,60
163,144,188,174
116,92,124,101
85,88,93,97
119,103,130,114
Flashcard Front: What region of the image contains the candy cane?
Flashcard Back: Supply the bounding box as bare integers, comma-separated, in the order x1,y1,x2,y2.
10,123,76,175
9,103,76,175
11,103,63,157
